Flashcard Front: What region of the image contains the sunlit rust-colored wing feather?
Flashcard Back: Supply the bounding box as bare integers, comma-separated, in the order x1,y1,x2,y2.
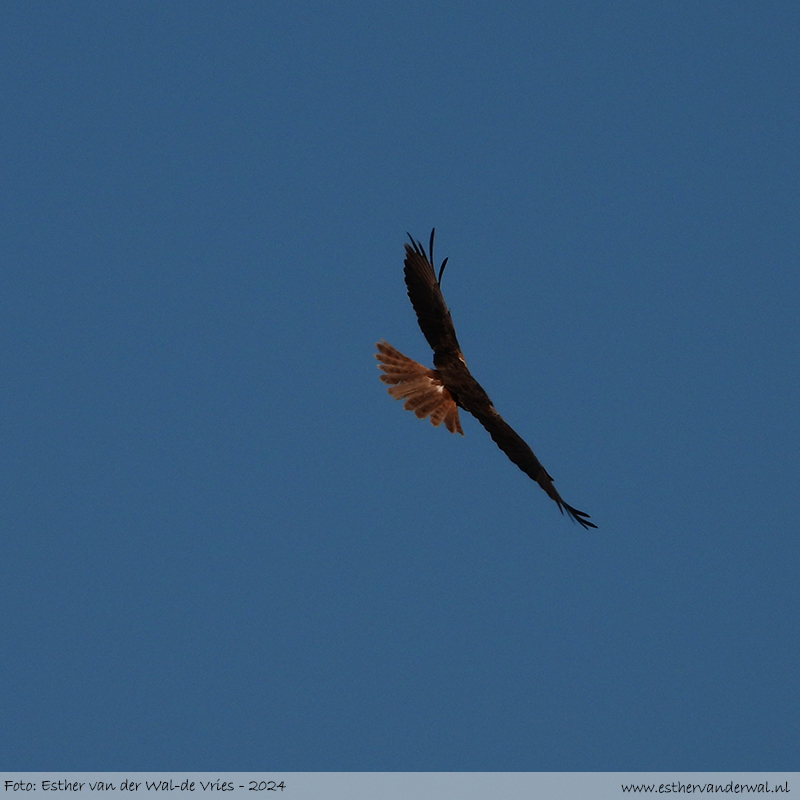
375,340,463,435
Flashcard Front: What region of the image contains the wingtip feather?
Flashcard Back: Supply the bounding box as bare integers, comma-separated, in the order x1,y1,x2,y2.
561,503,598,530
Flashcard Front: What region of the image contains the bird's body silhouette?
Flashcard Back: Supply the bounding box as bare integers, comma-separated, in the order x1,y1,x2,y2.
376,230,596,529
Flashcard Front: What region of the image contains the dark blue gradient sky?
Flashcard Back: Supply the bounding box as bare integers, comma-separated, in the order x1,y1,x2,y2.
1,1,798,771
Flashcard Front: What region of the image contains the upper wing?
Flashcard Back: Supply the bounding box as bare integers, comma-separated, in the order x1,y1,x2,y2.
470,404,597,529
403,230,462,356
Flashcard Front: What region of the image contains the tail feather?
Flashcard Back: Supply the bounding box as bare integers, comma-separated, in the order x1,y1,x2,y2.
375,340,463,435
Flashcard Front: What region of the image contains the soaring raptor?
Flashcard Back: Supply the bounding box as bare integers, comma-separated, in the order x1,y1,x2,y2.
375,230,596,529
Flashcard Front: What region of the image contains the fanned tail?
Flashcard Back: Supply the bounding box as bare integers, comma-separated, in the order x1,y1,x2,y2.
375,340,463,435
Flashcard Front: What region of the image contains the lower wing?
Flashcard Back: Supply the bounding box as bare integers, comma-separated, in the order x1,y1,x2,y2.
470,405,596,529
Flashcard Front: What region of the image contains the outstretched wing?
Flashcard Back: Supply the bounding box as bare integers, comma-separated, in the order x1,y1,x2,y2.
403,230,462,357
469,404,597,529
375,340,463,435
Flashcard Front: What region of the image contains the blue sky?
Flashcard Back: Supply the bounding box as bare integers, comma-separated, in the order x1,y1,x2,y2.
1,1,798,771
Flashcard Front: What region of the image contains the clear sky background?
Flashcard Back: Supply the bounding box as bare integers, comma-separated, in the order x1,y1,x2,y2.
1,1,798,772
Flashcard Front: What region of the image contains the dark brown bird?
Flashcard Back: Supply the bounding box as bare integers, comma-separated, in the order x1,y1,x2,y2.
376,229,596,529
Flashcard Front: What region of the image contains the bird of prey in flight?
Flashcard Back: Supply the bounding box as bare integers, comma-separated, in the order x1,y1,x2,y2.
375,230,596,529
